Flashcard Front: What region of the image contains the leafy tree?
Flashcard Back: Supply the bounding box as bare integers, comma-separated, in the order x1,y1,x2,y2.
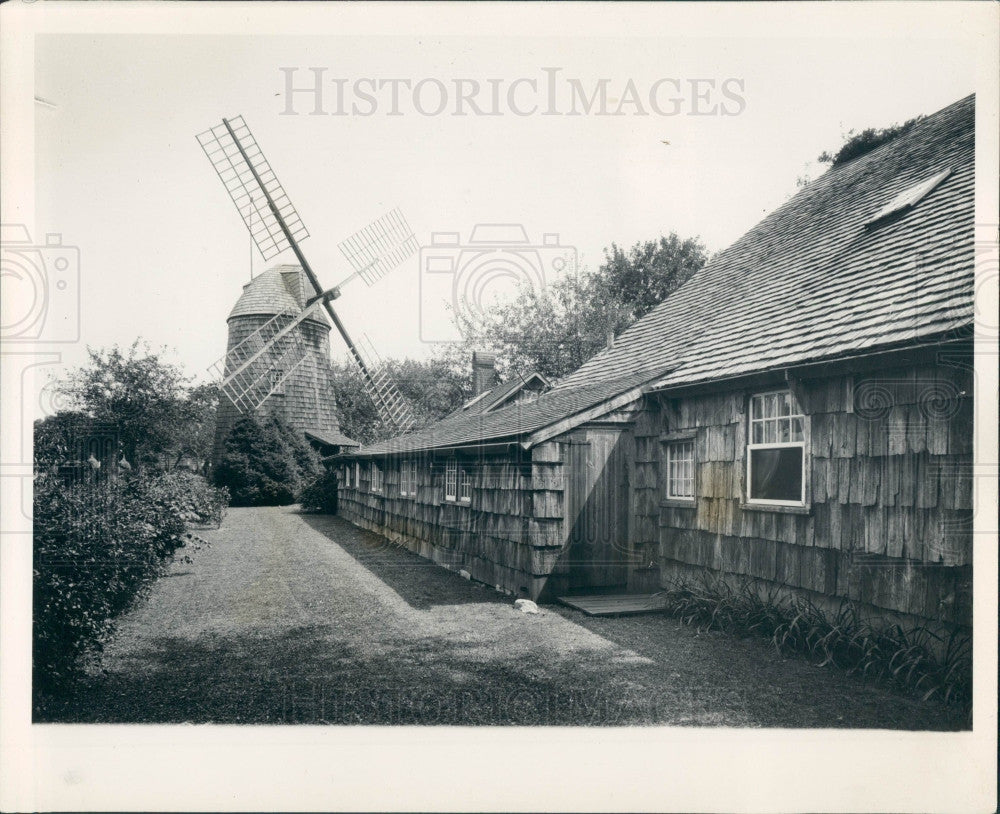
329,357,471,444
300,467,340,514
33,410,94,471
594,233,709,322
213,414,321,506
441,233,708,383
56,340,190,467
170,383,219,474
439,271,612,383
44,342,219,472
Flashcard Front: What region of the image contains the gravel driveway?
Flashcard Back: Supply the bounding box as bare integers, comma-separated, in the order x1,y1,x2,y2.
36,506,964,728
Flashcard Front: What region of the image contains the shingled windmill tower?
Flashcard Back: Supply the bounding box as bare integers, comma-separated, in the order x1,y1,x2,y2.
211,265,354,468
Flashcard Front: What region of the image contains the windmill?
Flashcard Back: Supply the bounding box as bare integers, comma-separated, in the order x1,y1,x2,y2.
197,115,417,432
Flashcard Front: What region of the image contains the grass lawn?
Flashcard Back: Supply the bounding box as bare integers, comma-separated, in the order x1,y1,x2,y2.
35,506,967,728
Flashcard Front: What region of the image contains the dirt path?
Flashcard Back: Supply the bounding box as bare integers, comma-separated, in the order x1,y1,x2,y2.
38,506,963,727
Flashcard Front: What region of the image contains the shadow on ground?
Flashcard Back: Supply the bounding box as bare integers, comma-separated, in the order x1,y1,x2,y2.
36,624,683,725
298,512,510,611
35,614,966,728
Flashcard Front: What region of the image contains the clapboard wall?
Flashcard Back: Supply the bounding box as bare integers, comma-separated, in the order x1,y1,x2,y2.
640,356,974,628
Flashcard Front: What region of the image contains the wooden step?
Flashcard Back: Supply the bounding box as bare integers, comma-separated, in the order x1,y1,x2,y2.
556,593,666,617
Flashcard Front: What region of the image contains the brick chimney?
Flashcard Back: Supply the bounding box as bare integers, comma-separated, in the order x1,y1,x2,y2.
472,351,498,396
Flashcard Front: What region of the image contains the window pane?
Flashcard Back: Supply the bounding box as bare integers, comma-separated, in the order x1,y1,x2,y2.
778,392,790,416
751,395,763,420
791,417,804,442
764,420,776,444
778,418,790,443
752,422,763,444
667,441,695,498
749,447,803,502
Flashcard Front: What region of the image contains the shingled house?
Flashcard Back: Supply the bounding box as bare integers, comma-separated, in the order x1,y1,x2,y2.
337,95,976,631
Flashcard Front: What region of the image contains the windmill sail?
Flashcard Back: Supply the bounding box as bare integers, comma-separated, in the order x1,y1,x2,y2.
337,208,419,288
197,115,417,433
196,116,309,261
355,334,416,433
208,302,324,413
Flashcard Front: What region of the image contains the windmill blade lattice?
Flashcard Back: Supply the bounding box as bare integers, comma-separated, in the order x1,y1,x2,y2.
355,334,416,432
337,208,419,288
208,306,314,413
196,116,309,261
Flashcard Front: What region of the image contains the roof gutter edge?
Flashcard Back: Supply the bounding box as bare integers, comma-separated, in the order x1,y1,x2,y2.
646,332,974,396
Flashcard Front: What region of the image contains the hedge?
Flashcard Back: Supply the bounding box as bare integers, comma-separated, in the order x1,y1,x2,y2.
32,470,229,695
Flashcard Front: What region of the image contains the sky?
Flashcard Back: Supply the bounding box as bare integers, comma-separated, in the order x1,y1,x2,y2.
26,19,981,394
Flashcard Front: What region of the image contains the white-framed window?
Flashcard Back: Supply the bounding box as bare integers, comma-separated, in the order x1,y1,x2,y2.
665,440,695,500
458,463,472,502
269,369,285,395
747,390,806,505
354,462,360,489
343,464,351,488
400,459,417,497
370,462,383,493
444,458,458,502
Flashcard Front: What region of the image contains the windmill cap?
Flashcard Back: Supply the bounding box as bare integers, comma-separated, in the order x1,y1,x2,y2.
227,265,331,327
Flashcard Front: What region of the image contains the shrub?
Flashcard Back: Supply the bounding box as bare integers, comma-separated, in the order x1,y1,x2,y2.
149,469,229,527
300,467,340,514
33,411,95,471
213,415,322,506
817,116,923,167
32,470,228,695
657,575,971,717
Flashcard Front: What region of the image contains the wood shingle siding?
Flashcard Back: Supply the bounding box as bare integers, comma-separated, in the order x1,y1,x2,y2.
339,451,552,598
650,357,972,627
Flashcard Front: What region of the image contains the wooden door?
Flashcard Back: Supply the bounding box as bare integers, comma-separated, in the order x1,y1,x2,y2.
565,429,630,592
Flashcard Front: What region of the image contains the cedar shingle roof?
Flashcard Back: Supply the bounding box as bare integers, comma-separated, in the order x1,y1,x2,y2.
228,265,330,327
559,94,975,392
351,94,975,457
352,366,668,456
305,428,361,449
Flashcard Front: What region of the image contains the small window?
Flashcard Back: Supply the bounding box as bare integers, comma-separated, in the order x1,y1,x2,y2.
344,464,351,488
747,390,806,505
400,460,417,497
444,458,458,501
354,462,360,489
458,464,472,502
665,440,695,500
370,462,382,493
269,369,285,395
